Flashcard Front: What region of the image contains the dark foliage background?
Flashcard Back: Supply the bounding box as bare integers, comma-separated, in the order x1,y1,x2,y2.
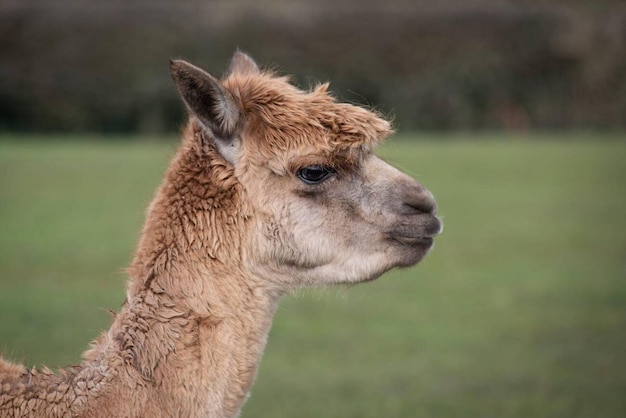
1,0,625,133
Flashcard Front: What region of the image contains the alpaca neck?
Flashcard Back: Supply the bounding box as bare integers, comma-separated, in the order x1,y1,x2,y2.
103,270,278,418
100,129,279,417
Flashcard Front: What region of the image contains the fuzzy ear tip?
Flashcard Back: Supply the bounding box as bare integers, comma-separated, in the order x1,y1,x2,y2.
227,50,259,76
233,49,249,59
170,59,184,73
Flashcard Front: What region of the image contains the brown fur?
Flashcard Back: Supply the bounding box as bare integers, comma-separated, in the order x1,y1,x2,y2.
0,52,441,418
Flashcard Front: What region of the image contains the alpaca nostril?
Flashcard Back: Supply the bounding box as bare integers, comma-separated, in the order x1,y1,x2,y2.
403,195,436,215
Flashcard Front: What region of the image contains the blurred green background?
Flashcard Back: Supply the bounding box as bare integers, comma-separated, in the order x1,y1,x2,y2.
1,0,626,417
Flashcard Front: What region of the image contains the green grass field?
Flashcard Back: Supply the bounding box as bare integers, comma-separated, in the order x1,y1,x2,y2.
1,134,625,417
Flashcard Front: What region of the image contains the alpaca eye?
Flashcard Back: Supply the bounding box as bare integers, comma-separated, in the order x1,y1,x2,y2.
297,165,336,185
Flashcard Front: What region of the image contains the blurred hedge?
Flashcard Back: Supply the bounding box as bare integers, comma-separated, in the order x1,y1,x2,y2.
1,0,625,133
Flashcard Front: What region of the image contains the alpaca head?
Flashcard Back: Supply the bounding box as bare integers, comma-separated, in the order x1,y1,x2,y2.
170,51,442,290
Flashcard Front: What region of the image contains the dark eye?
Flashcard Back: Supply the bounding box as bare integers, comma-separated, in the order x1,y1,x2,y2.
297,165,336,185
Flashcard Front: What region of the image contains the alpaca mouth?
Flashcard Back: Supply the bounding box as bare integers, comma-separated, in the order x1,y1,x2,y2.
387,215,442,247
390,235,434,247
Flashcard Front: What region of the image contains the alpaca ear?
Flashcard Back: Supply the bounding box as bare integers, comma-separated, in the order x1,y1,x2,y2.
226,50,260,76
170,59,241,164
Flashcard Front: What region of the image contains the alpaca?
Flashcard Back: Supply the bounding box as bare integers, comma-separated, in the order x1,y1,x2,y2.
0,51,441,418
